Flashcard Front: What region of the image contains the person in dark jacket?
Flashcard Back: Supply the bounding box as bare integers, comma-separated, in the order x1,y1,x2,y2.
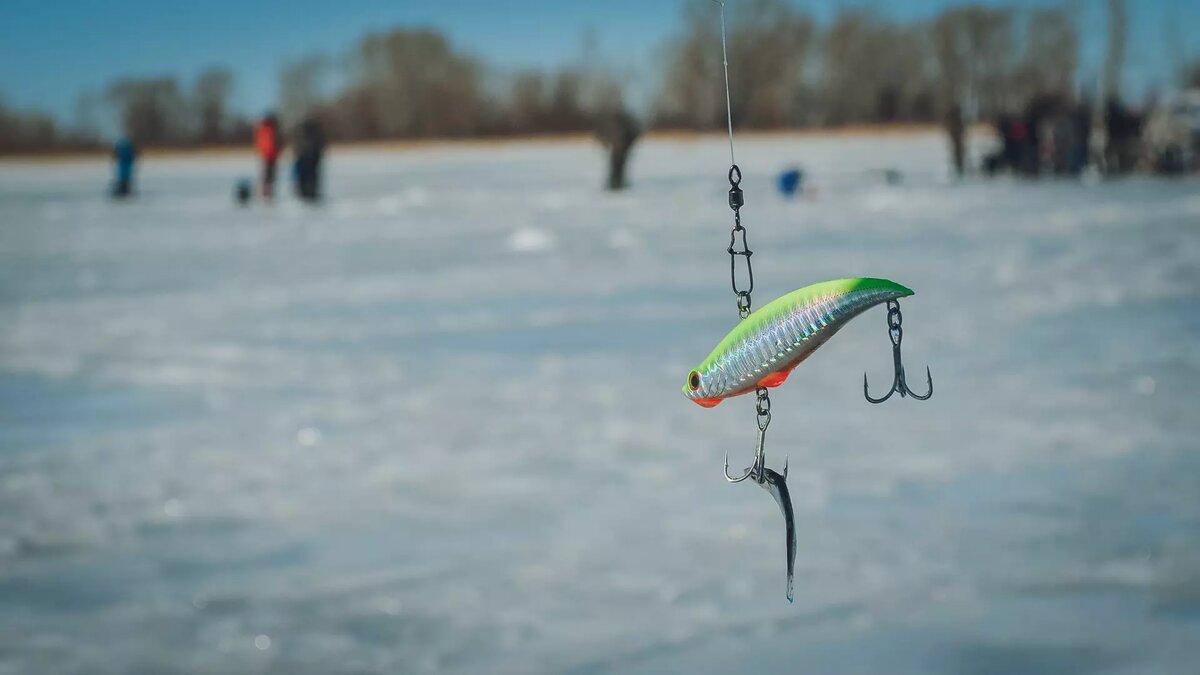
944,102,966,177
1070,101,1092,175
596,108,640,191
294,116,326,202
111,137,137,198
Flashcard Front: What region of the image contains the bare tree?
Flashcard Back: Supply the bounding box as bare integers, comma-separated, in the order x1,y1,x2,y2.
501,67,597,135
0,99,60,153
547,69,589,131
654,4,719,129
194,67,234,143
575,25,627,114
1185,60,1200,89
280,55,327,128
930,7,1017,119
106,76,187,145
655,0,814,129
820,11,933,125
728,0,815,127
72,92,103,142
508,72,547,133
349,28,486,138
1016,8,1078,101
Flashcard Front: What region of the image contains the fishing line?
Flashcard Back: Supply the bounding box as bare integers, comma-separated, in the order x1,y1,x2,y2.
712,0,736,166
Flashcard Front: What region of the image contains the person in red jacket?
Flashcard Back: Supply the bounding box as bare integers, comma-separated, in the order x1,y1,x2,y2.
254,113,283,199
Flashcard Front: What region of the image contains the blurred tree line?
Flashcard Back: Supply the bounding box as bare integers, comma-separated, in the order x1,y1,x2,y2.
0,102,65,154
2,0,1196,154
655,0,1083,128
1,67,252,154
102,68,254,147
278,28,620,140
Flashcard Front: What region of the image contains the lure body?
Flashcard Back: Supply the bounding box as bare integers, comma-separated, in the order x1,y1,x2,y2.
684,278,912,406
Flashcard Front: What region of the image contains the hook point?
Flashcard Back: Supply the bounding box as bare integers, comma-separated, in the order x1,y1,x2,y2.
724,451,753,483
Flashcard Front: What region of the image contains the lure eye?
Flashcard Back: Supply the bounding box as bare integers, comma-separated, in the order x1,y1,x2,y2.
688,371,701,391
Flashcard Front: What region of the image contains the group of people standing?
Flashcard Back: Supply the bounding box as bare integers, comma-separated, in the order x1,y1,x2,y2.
110,111,326,203
253,112,326,202
964,93,1156,179
982,98,1093,178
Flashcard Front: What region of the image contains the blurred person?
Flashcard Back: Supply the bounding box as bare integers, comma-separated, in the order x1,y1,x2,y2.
1005,116,1028,173
254,113,283,199
596,107,640,191
111,137,137,198
985,115,1024,176
293,116,326,202
1049,111,1079,176
1104,97,1143,175
983,116,1010,175
1021,107,1042,176
1024,93,1077,177
944,103,966,177
1071,101,1093,175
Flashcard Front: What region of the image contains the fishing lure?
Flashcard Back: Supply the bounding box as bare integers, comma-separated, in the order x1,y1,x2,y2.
695,1,931,604
683,278,925,602
683,278,913,408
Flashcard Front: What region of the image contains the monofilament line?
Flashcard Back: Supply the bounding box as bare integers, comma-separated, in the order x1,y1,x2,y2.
712,0,736,167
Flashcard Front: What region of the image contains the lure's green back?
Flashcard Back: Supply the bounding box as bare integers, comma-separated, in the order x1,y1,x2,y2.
698,278,911,372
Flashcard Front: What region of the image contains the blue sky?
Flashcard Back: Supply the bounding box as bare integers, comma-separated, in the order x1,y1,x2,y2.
1,0,1195,125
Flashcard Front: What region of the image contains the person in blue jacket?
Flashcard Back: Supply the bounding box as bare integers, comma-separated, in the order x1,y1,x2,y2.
112,137,137,198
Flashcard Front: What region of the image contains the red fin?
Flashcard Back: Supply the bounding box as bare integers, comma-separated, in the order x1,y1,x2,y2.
757,368,792,388
692,397,723,408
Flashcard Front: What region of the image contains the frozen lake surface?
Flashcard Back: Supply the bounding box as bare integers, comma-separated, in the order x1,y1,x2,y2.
1,134,1199,674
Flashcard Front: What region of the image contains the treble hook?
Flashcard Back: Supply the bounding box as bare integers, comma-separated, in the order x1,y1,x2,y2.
724,391,796,602
864,299,933,403
723,427,789,484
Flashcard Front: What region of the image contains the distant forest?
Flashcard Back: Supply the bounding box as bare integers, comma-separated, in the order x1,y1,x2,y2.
2,0,1196,155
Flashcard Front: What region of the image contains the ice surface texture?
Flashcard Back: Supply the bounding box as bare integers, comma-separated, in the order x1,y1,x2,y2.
1,134,1199,674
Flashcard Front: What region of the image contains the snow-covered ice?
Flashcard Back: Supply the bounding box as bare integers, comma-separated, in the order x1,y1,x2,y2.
1,133,1199,674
